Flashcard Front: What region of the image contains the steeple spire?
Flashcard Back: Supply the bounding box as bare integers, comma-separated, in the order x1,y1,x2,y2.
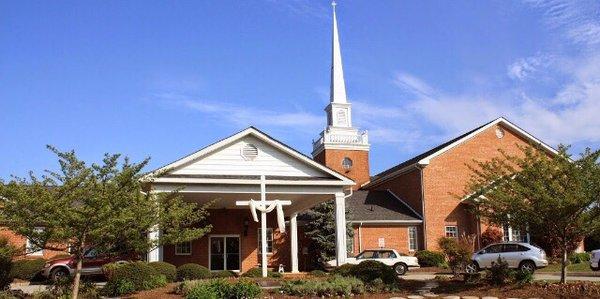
330,1,347,104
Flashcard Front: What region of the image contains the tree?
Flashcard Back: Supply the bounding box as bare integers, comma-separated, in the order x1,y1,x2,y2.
300,200,353,269
464,145,600,283
0,146,212,299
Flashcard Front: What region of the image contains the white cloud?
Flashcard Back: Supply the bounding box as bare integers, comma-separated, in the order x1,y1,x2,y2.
507,54,553,81
392,72,435,98
265,0,329,20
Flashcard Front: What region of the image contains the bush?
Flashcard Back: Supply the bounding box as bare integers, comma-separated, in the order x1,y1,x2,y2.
149,261,177,282
181,278,261,299
211,270,235,278
348,260,398,285
177,263,211,281
0,237,17,290
280,276,364,297
515,269,533,284
101,262,122,280
10,258,46,281
415,250,446,267
240,267,281,278
438,236,475,274
481,227,503,247
330,263,353,277
569,252,591,264
49,277,100,299
103,261,166,295
309,270,327,277
486,257,514,285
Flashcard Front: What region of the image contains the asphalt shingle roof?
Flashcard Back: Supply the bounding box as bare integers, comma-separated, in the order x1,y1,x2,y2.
346,190,422,222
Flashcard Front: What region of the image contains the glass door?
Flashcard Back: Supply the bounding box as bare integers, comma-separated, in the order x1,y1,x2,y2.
210,236,240,271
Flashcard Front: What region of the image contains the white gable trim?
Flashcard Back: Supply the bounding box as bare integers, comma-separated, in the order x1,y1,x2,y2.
147,127,354,185
385,189,423,220
417,117,558,165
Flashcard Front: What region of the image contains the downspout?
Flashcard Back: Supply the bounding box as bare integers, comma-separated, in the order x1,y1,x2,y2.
358,222,363,253
417,163,428,249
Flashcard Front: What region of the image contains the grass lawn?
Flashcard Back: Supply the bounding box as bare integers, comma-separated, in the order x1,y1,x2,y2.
538,262,593,273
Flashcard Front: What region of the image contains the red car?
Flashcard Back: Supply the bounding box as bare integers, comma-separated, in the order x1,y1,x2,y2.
41,248,136,281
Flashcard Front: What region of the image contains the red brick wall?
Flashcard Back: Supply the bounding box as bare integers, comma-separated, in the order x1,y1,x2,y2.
314,149,370,190
351,224,422,255
163,209,291,273
422,124,533,250
371,168,423,215
0,228,68,260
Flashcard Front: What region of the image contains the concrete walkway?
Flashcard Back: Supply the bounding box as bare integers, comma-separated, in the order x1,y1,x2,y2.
403,272,600,282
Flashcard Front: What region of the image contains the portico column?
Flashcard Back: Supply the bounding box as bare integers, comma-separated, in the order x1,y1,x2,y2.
290,213,299,273
147,225,163,262
334,192,347,266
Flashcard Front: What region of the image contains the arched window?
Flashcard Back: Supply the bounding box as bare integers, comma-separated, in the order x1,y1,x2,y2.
342,157,353,170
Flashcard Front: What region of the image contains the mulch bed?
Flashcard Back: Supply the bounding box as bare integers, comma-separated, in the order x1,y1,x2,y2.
432,280,600,298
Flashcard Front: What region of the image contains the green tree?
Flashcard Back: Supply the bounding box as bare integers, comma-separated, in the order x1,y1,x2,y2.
464,145,600,283
301,200,353,269
0,146,212,299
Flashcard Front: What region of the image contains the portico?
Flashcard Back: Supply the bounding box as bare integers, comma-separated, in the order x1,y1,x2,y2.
146,127,354,276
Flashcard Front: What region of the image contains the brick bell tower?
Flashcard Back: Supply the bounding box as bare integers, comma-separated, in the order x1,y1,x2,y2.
312,1,370,190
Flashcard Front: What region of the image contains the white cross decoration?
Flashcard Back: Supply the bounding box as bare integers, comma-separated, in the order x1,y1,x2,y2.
235,175,291,277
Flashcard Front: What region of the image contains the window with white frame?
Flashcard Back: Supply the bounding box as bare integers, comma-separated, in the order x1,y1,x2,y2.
258,228,273,254
445,226,458,238
26,227,44,256
408,226,418,251
502,224,529,243
175,241,192,255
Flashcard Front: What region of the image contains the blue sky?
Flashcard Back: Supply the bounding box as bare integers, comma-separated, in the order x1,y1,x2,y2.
1,0,599,179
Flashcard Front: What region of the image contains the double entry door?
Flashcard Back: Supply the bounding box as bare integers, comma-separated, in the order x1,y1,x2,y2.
209,236,240,271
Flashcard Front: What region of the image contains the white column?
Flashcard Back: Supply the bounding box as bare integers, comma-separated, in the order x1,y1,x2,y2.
260,175,268,278
290,213,299,273
147,226,163,262
334,192,347,266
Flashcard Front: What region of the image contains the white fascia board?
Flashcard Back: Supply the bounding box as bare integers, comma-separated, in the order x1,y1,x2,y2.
348,220,423,224
152,177,352,186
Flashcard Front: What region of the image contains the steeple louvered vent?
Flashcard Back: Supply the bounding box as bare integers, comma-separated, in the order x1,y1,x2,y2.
241,144,259,161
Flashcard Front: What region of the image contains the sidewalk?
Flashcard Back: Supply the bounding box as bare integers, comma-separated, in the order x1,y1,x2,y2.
403,271,600,282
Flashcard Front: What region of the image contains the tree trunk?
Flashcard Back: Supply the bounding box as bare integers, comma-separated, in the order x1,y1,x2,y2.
560,244,568,284
71,256,83,299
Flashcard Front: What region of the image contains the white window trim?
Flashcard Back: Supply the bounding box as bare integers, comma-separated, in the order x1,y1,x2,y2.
445,225,458,238
408,226,418,252
175,241,192,256
208,234,241,272
258,228,274,255
502,224,530,243
26,227,44,256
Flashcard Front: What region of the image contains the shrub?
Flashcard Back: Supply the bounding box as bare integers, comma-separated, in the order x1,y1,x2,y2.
103,261,165,295
280,276,364,296
177,263,211,281
10,258,46,281
181,278,261,299
515,269,533,284
415,250,446,267
481,227,503,247
228,279,262,299
149,261,177,282
240,267,281,278
330,263,353,277
49,277,100,299
211,270,235,278
0,237,17,290
438,236,475,274
486,257,514,285
309,270,327,277
348,260,398,285
569,252,591,264
101,262,123,280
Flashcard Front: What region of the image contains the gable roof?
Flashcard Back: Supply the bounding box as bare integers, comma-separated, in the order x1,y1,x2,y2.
147,126,355,185
365,117,558,188
346,190,422,223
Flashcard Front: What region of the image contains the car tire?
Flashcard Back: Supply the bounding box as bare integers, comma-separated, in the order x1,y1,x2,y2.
465,261,479,274
50,267,70,282
393,263,408,275
519,260,536,273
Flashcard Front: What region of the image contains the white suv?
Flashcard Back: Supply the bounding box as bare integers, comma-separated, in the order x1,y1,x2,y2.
591,249,600,271
467,242,548,274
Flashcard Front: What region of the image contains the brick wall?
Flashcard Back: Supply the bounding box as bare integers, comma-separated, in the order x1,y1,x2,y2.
314,149,370,190
422,124,533,250
0,228,68,260
351,224,422,255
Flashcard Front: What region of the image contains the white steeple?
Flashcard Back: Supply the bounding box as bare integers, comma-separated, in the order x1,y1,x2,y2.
312,1,369,157
330,1,347,104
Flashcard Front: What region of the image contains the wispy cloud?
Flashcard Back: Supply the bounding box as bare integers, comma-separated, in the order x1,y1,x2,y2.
507,54,554,81
265,0,329,20
392,72,435,98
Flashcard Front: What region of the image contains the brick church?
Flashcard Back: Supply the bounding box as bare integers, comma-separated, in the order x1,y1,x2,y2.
2,2,565,273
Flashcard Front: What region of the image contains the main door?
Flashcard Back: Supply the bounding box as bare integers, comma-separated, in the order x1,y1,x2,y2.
209,236,240,271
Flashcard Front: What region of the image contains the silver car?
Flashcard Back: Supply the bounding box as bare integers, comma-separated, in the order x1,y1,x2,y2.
591,249,600,271
466,242,548,274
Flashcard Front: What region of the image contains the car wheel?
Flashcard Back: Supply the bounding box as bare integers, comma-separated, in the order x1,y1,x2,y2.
50,267,70,282
465,262,479,274
393,263,408,275
519,261,536,273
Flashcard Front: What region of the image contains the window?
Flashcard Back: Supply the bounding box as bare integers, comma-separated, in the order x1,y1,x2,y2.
445,226,458,238
357,250,375,259
380,250,397,258
341,157,353,170
336,110,347,126
485,244,503,254
258,228,273,254
408,226,418,251
175,241,192,255
502,224,529,243
26,227,43,256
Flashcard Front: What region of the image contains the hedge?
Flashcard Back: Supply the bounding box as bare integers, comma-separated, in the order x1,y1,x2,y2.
177,263,211,281
280,276,364,297
569,252,591,264
415,250,446,267
149,261,177,282
211,270,235,278
180,278,261,299
10,258,46,280
240,268,282,278
348,260,398,285
103,261,166,296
